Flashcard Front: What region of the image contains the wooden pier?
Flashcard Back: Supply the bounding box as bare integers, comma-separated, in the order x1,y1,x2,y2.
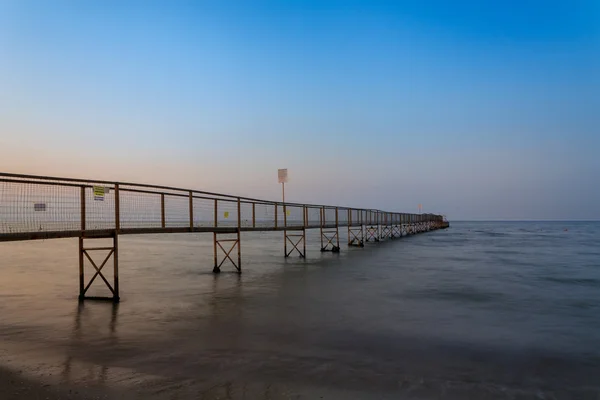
0,173,449,302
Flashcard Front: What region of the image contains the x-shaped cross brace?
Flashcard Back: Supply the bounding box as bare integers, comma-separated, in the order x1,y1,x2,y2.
366,227,379,242
348,228,364,246
321,231,340,252
285,234,305,257
381,226,391,239
216,240,240,271
82,249,115,296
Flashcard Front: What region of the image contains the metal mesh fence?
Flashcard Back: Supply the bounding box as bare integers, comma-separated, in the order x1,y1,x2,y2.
193,197,215,228
217,199,238,228
254,202,276,228
306,206,321,227
240,201,253,228
285,205,304,227
0,174,444,240
338,208,348,225
164,194,189,228
0,181,81,234
119,189,161,229
323,207,336,225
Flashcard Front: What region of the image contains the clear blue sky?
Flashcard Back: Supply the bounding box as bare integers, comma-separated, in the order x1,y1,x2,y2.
1,1,598,220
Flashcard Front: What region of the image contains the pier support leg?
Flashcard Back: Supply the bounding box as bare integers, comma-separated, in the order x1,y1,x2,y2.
321,229,340,252
365,225,379,242
78,232,120,302
348,225,364,247
381,224,391,240
213,231,241,273
391,224,401,239
285,228,306,257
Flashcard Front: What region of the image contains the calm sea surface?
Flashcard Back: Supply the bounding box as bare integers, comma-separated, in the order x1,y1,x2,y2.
1,221,599,399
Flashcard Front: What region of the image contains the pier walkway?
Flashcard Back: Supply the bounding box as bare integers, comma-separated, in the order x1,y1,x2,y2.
0,173,449,301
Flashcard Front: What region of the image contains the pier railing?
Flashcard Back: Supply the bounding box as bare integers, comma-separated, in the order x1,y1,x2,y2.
0,172,444,241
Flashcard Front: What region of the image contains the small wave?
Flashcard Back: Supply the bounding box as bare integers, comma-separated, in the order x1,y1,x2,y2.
404,287,502,304
543,276,600,287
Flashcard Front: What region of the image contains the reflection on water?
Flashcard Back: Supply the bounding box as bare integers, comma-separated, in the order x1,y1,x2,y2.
60,302,119,386
1,224,600,398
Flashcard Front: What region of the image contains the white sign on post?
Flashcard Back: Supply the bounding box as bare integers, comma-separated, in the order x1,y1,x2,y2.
278,169,288,184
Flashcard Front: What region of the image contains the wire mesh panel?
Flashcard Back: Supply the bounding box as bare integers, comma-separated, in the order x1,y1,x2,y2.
0,181,81,234
338,208,348,226
254,202,275,228
216,199,238,228
164,194,189,228
306,206,320,227
364,210,372,225
119,189,161,229
193,197,215,228
323,207,336,225
240,201,253,228
86,185,116,230
285,205,304,227
276,204,285,228
349,209,360,225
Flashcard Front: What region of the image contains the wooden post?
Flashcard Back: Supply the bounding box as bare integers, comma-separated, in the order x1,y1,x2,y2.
113,232,119,301
214,199,217,228
252,203,256,228
213,199,218,273
303,206,307,256
335,207,340,249
283,206,287,256
113,183,120,302
237,197,241,271
189,191,193,231
78,236,84,299
213,232,217,271
320,207,324,249
114,184,120,232
81,186,86,232
347,209,351,245
160,193,165,228
79,186,85,299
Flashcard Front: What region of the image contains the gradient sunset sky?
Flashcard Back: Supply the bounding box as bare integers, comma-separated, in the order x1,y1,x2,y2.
1,1,598,220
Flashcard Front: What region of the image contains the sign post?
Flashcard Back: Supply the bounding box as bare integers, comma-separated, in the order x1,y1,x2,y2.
278,169,288,256
278,169,288,203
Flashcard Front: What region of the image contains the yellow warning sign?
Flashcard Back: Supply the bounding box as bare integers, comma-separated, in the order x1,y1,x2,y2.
224,211,229,218
286,210,290,216
93,186,105,201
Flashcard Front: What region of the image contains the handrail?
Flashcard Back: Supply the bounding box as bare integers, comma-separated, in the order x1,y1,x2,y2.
0,172,443,218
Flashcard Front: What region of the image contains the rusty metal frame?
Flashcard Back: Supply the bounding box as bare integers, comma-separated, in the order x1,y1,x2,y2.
285,233,306,257
365,225,379,242
320,229,340,252
391,224,402,238
213,236,241,272
348,227,364,247
79,233,119,302
347,208,364,247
